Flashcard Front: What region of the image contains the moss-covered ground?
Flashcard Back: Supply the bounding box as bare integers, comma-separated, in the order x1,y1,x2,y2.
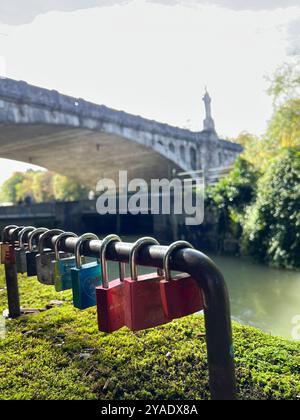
0,266,299,400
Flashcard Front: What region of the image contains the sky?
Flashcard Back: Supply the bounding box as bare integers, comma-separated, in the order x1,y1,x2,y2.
0,0,300,186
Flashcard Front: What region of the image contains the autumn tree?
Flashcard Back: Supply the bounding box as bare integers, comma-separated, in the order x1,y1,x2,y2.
53,174,89,202
0,171,89,204
0,172,25,203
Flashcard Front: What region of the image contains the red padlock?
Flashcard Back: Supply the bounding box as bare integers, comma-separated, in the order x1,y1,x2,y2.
96,234,126,333
1,225,18,265
124,237,167,332
1,243,15,265
160,241,204,321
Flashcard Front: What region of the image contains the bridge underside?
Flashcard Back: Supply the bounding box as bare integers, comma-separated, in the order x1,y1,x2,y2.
0,124,179,188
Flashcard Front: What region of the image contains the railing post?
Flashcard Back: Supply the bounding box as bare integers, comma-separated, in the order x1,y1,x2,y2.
162,248,236,400
203,285,236,400
2,225,21,318
4,257,21,319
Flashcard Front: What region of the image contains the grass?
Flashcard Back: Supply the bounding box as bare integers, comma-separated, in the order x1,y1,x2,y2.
0,266,299,400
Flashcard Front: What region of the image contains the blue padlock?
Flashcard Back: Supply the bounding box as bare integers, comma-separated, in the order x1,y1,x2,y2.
71,233,102,310
52,232,78,292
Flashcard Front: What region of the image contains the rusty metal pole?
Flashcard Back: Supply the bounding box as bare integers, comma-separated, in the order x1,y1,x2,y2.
2,225,21,318
4,260,21,319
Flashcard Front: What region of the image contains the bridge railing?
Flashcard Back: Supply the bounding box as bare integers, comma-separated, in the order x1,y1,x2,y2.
1,225,236,400
0,202,56,219
0,77,198,141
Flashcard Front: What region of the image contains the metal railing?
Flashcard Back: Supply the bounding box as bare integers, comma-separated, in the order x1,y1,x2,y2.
1,225,236,400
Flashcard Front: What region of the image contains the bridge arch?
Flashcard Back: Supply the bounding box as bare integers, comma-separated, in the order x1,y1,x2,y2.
168,142,175,155
0,78,243,186
189,146,197,171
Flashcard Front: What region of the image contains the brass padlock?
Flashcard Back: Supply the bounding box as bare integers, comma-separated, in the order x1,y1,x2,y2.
26,228,49,277
15,227,35,274
36,229,71,285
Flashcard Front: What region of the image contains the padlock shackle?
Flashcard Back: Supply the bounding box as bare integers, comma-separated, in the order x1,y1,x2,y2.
19,227,36,250
28,228,49,251
2,225,18,242
100,234,125,289
74,233,99,269
130,237,161,281
163,241,194,282
54,232,78,260
38,229,65,254
10,226,25,247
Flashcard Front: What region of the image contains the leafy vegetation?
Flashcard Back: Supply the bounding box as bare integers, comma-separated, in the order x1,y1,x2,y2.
208,61,300,269
233,60,300,170
242,149,300,269
0,170,89,204
0,266,299,400
206,157,259,252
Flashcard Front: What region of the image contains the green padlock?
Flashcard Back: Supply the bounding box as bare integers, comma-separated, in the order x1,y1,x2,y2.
36,229,67,285
52,231,78,292
71,233,102,310
26,228,49,277
15,226,35,274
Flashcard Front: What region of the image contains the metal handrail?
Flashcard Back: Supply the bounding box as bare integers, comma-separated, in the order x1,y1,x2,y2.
2,225,236,400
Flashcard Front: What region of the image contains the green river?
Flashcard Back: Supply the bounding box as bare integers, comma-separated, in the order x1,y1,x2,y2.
209,254,300,340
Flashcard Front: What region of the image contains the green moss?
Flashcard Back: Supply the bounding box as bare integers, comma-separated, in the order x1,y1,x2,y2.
0,266,299,400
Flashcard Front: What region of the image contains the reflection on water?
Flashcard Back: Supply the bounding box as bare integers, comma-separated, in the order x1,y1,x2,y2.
209,254,300,340
107,235,300,340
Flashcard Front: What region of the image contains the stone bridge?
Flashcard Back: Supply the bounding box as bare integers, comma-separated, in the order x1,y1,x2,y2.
0,78,242,188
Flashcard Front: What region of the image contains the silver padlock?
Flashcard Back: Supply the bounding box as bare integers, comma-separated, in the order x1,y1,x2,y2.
15,226,35,274
26,228,49,277
10,226,25,248
36,229,67,285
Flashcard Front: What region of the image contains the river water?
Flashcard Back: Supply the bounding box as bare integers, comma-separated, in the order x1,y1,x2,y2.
209,254,300,340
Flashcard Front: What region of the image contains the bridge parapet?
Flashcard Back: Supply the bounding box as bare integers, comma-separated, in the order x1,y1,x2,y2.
0,78,243,186
0,77,198,141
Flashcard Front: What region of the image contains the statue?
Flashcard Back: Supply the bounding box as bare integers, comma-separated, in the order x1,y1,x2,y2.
203,88,216,132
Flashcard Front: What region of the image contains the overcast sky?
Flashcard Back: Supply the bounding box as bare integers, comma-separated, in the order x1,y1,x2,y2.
0,0,299,186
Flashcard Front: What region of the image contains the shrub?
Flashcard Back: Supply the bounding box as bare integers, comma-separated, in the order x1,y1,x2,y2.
242,149,300,269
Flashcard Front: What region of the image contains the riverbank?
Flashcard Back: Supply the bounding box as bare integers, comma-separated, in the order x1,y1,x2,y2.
0,267,299,400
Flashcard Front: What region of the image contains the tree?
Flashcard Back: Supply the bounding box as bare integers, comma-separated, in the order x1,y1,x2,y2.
267,60,300,106
242,149,300,269
53,174,89,202
260,60,300,164
206,157,259,252
32,171,55,202
0,172,26,203
0,171,89,204
233,61,300,170
266,99,300,150
232,132,267,169
15,170,36,203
